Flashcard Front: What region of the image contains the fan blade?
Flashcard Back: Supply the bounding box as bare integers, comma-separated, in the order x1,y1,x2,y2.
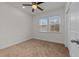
23,4,32,6
37,6,43,11
37,2,44,5
32,9,34,12
32,2,36,5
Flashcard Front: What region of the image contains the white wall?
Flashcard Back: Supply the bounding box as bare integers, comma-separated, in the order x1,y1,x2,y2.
0,3,32,49
32,8,65,44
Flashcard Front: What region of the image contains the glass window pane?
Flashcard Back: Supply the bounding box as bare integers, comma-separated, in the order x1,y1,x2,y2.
39,18,48,25
49,16,60,32
40,25,48,32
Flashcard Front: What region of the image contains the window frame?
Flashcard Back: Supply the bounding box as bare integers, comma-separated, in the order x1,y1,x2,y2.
39,17,49,32
48,16,61,32
39,16,61,33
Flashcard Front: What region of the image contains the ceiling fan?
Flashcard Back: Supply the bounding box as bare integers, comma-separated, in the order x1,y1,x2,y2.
22,2,44,12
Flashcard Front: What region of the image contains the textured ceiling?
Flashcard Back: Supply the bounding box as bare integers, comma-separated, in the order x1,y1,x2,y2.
7,2,66,15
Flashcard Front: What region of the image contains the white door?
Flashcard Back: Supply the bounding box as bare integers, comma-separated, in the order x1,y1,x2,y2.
68,2,79,57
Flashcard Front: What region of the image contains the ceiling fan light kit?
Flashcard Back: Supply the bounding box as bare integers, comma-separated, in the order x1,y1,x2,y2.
22,2,44,12
32,4,37,9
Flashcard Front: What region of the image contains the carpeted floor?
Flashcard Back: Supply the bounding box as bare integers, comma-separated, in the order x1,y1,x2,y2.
0,39,69,57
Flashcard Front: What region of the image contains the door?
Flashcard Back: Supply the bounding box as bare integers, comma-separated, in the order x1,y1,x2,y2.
67,2,79,57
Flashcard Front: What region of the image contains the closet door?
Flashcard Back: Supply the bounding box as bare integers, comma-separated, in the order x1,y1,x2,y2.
68,2,79,57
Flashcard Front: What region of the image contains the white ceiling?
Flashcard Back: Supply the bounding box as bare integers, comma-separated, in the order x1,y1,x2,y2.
7,2,66,15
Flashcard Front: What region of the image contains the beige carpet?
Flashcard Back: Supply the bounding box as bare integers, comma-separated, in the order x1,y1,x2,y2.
0,39,69,57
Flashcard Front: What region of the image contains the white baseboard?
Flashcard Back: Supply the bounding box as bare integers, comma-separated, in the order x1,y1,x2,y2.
64,44,68,48
33,38,64,45
0,37,31,49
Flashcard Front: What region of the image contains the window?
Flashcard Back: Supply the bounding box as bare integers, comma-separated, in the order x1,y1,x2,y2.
49,16,60,32
39,18,48,32
39,16,60,32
